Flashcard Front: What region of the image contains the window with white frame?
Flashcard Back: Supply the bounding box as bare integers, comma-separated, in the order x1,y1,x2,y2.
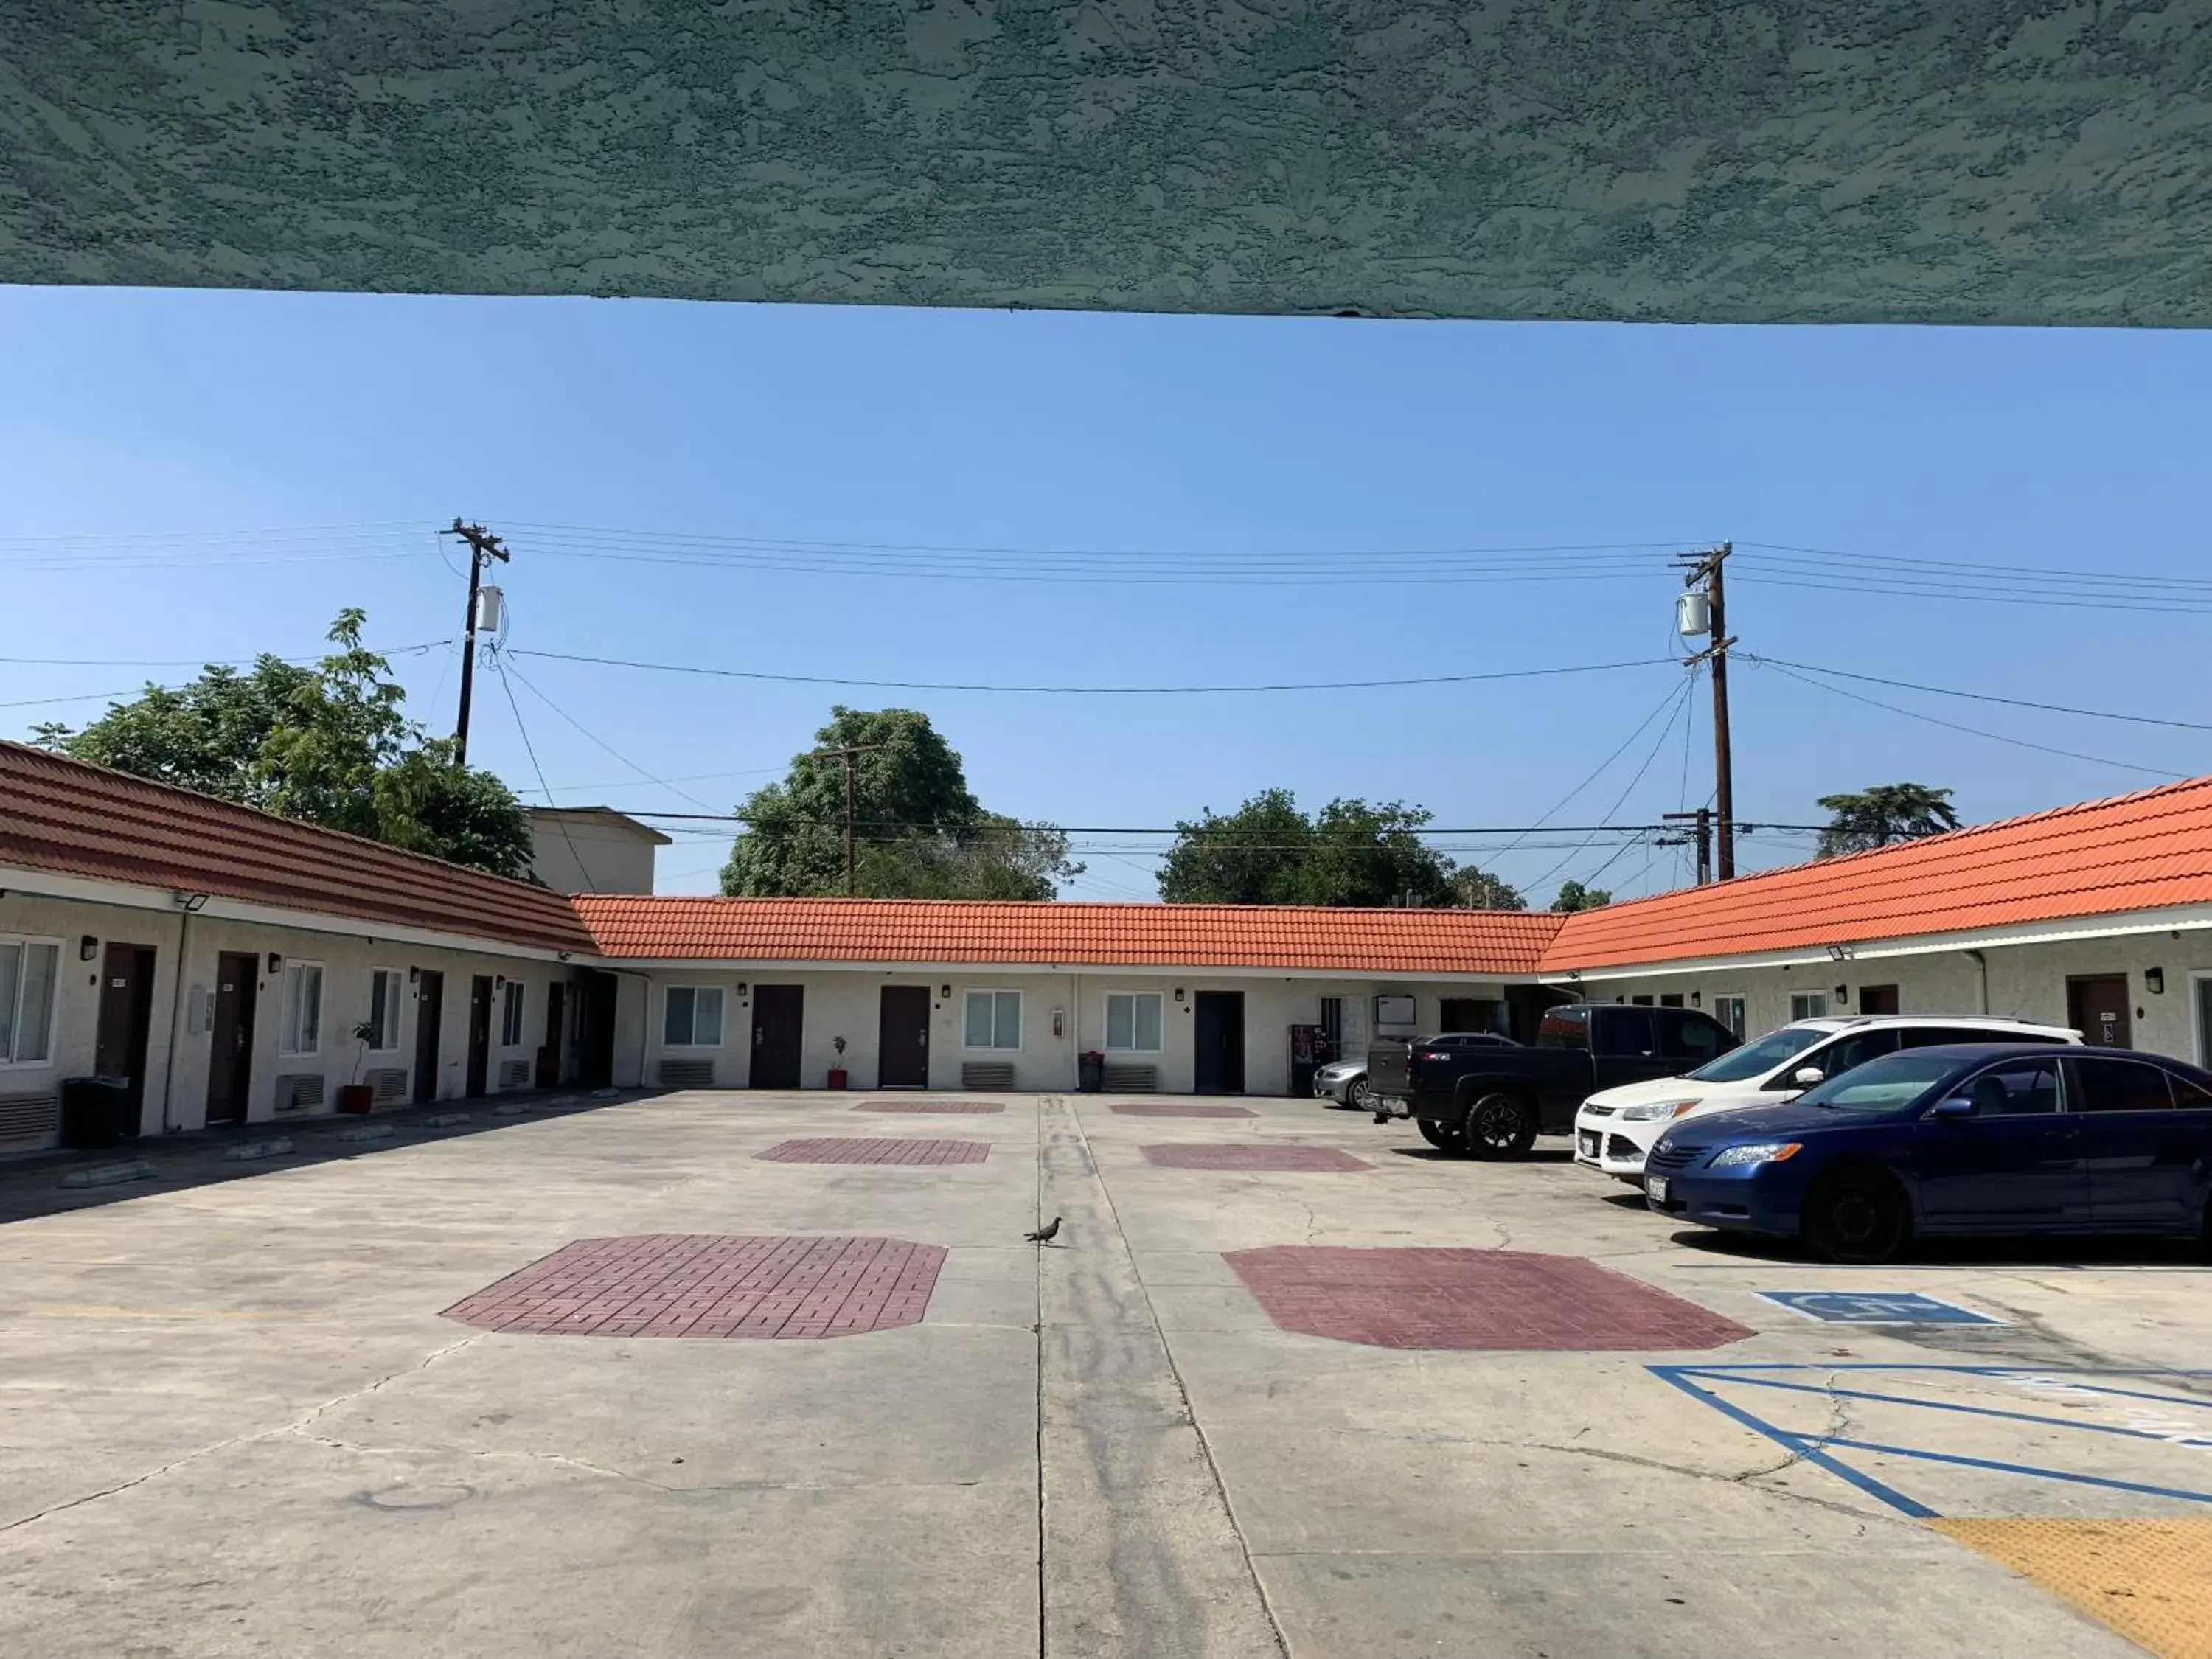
663,986,725,1048
365,968,404,1051
1789,991,1829,1021
501,981,526,1047
964,990,1021,1050
279,961,324,1056
1105,992,1163,1052
1711,995,1747,1040
0,935,61,1067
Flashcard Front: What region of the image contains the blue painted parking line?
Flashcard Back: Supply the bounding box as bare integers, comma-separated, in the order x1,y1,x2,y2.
1757,1290,2003,1324
1651,1363,2212,1518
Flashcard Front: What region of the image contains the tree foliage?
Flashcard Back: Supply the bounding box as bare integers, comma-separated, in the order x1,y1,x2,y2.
719,707,1081,900
1815,782,1960,858
32,611,534,878
1550,880,1613,912
1157,792,1461,908
1453,867,1527,911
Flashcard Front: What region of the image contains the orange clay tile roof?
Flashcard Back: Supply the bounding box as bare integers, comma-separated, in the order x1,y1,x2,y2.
0,740,594,953
572,894,1568,974
1545,774,2212,970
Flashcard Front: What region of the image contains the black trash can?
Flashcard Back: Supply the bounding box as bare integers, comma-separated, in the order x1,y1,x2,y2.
61,1077,137,1150
1077,1051,1105,1093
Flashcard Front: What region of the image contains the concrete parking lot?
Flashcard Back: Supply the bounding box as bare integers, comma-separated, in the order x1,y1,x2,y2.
1,1091,2205,1658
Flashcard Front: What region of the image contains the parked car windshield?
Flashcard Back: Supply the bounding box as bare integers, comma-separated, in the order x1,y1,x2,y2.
1684,1024,1826,1083
1791,1051,1964,1112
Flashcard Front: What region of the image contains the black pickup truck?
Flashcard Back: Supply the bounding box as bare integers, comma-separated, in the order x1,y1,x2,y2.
1370,1004,1739,1158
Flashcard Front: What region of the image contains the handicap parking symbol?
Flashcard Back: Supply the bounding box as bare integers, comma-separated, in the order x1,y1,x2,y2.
1758,1290,2004,1325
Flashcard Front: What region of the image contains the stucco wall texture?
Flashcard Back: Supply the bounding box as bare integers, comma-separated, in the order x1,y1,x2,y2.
4,1,2208,324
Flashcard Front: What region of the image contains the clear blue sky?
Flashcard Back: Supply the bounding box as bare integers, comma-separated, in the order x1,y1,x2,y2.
4,285,2207,901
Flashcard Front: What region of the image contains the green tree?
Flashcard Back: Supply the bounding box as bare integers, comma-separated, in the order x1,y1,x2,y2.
1453,866,1527,911
32,611,533,878
1815,782,1960,858
1551,879,1613,912
1157,791,1457,908
719,708,1081,900
1156,789,1313,905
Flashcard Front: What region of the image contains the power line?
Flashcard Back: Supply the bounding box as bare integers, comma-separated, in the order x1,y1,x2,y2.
491,656,594,894
1748,653,2212,734
1755,660,2182,779
1485,673,1699,861
616,809,1830,834
509,648,1677,697
0,641,445,668
1525,679,1700,893
498,658,720,812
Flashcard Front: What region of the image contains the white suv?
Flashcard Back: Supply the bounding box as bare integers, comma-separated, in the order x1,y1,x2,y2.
1573,1015,2082,1184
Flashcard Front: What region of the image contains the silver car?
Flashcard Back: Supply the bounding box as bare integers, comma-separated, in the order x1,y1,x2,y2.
1315,1034,1518,1110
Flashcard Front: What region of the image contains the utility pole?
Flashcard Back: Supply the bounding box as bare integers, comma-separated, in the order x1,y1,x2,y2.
808,744,883,895
1662,807,1714,885
446,519,509,766
1674,541,1736,879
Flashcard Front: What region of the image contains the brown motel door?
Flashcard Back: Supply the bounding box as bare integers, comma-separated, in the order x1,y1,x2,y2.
2067,975,2132,1048
206,952,259,1124
877,986,930,1088
94,944,158,1120
751,985,804,1089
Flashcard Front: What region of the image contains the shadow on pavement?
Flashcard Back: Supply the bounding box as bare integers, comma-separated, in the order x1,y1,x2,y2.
1669,1226,2211,1270
0,1090,662,1227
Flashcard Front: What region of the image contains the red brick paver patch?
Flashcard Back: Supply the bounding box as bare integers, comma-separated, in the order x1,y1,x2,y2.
1224,1247,1751,1352
1108,1102,1258,1119
442,1234,945,1339
757,1137,990,1165
1143,1144,1373,1172
853,1099,1006,1114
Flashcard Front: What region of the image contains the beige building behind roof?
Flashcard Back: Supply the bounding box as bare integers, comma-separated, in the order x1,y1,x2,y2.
525,807,672,896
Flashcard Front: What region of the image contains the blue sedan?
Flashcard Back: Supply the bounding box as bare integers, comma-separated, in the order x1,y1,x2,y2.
1645,1043,2212,1263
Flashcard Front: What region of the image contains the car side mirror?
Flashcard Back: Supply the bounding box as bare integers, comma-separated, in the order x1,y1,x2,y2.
1928,1096,1975,1122
1791,1066,1824,1088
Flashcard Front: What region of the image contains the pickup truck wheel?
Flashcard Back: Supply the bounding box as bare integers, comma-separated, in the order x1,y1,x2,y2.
1803,1169,1910,1265
1416,1118,1466,1154
1464,1093,1539,1160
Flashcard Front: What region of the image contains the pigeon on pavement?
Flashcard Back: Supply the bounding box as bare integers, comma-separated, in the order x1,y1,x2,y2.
1025,1217,1062,1244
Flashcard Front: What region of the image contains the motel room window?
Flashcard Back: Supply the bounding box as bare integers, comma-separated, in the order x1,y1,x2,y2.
0,936,61,1067
500,981,527,1048
366,969,404,1051
1789,991,1829,1021
1105,992,1163,1052
1711,995,1747,1039
664,987,725,1048
964,990,1022,1050
279,961,325,1056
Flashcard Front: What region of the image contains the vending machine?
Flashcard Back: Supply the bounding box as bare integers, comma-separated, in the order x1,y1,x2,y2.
1288,1023,1329,1096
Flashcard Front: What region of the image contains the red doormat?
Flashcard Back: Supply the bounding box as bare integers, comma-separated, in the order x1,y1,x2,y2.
853,1099,1007,1114
757,1137,990,1165
442,1234,945,1338
1108,1102,1257,1118
1142,1144,1372,1171
1224,1247,1751,1351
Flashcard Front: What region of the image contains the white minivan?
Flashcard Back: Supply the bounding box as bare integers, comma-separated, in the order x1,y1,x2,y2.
1573,1015,2082,1183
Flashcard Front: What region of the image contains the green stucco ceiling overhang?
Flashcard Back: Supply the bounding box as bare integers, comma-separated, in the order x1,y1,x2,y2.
4,2,2208,324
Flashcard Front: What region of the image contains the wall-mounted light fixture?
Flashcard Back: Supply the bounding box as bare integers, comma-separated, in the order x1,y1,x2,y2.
939,984,951,1000
2146,966,2166,995
557,950,572,962
1825,942,1855,962
1689,990,1702,1007
1173,987,1186,1004
171,891,209,913
79,934,100,961
408,966,420,983
266,952,283,974
494,975,506,990
1834,984,1849,1003
737,981,751,998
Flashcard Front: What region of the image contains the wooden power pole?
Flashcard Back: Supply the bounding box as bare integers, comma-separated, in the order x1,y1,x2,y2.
808,744,884,895
447,518,509,766
1676,542,1736,879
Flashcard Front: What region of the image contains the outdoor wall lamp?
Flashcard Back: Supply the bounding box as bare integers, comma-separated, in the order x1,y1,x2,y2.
408,967,420,983
2146,967,2166,995
80,934,99,961
1825,942,1855,962
736,981,750,998
171,891,209,912
1689,990,1702,1007
939,984,950,999
1174,987,1186,1003
266,952,283,973
1834,984,1849,1003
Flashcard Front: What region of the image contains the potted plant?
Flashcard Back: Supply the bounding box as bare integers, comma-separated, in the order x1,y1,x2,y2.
337,1019,378,1113
827,1035,849,1090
